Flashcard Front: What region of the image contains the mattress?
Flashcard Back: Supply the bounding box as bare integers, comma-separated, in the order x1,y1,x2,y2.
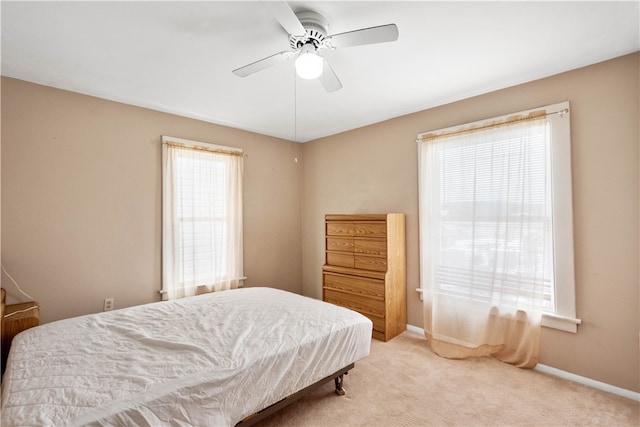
1,287,372,426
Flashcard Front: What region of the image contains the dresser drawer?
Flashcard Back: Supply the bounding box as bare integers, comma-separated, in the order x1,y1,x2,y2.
354,238,387,256
323,288,385,318
323,297,386,339
355,255,387,272
326,252,354,268
327,300,386,339
327,237,355,253
327,221,387,237
372,329,386,341
326,222,355,236
363,313,386,335
323,272,385,299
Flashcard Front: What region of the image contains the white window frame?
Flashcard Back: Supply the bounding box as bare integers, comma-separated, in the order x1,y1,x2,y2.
539,102,579,332
161,135,244,299
417,102,580,333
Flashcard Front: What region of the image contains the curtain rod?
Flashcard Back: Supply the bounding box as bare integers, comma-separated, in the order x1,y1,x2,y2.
163,140,243,157
417,107,569,143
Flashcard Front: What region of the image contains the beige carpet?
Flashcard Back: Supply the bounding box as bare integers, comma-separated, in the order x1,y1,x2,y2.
255,331,639,426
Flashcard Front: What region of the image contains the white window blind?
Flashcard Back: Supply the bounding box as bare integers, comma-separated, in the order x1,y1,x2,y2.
418,102,579,334
435,120,553,311
162,136,244,300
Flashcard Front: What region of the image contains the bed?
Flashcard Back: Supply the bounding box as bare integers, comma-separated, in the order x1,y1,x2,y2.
1,287,372,426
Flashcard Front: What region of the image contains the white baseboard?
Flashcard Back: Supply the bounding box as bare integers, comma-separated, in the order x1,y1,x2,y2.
534,363,640,401
404,324,639,402
406,324,424,336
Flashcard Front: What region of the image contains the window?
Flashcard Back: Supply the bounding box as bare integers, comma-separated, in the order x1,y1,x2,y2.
418,102,579,333
162,136,243,300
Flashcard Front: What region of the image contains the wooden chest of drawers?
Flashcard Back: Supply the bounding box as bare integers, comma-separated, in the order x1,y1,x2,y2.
322,214,406,341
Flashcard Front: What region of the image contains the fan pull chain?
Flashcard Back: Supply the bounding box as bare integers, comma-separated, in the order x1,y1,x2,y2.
294,67,297,142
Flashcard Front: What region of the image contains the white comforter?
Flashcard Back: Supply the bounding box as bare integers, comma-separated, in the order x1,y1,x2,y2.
1,287,372,426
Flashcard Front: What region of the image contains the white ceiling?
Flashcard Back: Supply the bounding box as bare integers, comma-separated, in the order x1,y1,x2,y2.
2,1,639,142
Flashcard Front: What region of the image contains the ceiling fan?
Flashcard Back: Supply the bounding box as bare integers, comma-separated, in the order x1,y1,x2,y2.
232,1,399,92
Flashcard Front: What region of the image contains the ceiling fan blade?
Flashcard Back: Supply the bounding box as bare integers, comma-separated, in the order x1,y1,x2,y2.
261,1,306,37
328,24,399,49
319,59,342,93
232,51,291,77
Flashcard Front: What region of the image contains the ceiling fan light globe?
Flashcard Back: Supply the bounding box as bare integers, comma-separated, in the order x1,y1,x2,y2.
295,52,323,80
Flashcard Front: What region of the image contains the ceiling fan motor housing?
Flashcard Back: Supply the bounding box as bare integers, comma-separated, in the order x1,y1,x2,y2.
289,11,329,49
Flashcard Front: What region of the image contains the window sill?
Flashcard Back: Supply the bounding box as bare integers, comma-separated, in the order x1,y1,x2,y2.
416,289,580,333
541,312,581,333
159,277,248,300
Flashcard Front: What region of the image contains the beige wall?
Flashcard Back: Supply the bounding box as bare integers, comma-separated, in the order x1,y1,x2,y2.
1,77,303,322
301,53,639,392
2,53,638,394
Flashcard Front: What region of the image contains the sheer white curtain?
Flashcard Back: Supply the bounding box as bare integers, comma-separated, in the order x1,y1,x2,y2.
162,139,243,300
418,115,552,368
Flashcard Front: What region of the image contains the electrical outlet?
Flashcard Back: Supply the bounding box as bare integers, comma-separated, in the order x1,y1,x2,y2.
103,298,114,311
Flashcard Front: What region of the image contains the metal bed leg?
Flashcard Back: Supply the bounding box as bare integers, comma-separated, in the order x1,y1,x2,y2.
334,372,346,396
236,364,354,426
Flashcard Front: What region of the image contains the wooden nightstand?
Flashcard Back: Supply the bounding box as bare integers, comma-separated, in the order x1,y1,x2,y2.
1,289,40,375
